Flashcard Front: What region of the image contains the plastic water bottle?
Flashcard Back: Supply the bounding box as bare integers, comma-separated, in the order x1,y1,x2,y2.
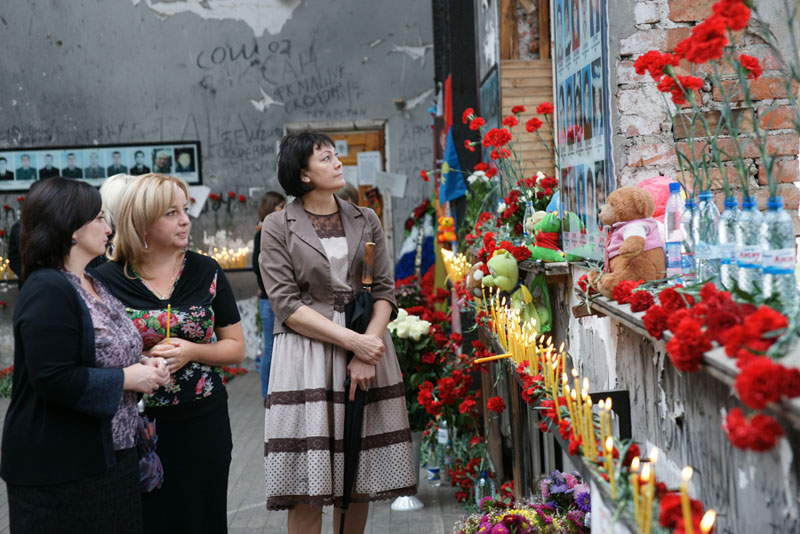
761,196,797,310
680,199,696,283
718,197,739,290
664,183,683,281
735,197,763,295
426,444,441,487
693,190,720,284
474,470,496,508
523,200,535,243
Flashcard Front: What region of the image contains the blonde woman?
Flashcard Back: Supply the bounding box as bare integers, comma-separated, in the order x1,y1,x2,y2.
95,174,245,534
99,173,137,231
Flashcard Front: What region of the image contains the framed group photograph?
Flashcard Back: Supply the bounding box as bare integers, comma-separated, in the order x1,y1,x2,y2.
0,141,202,192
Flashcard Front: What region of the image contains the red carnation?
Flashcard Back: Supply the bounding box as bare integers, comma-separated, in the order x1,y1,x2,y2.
502,116,518,128
459,397,476,415
526,117,543,132
665,316,711,372
464,140,476,152
658,286,693,312
634,50,681,82
2,205,10,211
713,0,751,31
228,191,236,198
680,16,728,64
739,54,762,80
469,117,486,130
474,162,489,172
535,102,554,114
485,167,498,178
421,351,436,365
511,105,526,115
629,290,655,312
735,356,790,410
510,245,531,262
658,492,704,530
612,279,642,304
724,407,784,452
16,196,24,203
208,193,221,201
238,194,246,203
420,169,430,182
462,108,475,124
487,396,506,414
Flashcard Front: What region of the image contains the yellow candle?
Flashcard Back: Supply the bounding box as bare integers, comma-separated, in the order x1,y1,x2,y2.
551,367,561,421
700,510,716,533
681,466,694,534
639,462,651,530
474,352,513,364
598,400,607,448
631,457,641,526
165,304,171,343
570,389,581,440
605,398,613,442
605,436,617,499
583,396,594,458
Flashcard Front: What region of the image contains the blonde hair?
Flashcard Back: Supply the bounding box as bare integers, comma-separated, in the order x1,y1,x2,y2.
100,173,137,230
110,173,189,278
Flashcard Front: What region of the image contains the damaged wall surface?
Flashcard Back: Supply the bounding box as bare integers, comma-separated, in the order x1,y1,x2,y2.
0,0,435,363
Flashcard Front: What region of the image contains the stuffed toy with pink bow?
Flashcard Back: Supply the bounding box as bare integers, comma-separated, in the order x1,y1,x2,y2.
589,186,666,298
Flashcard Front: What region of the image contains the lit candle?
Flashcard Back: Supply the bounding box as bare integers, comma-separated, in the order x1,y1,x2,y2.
604,397,613,442
699,510,716,533
681,466,694,534
631,457,641,526
551,364,562,421
583,395,594,458
165,304,171,343
598,400,607,448
640,462,652,533
605,436,617,499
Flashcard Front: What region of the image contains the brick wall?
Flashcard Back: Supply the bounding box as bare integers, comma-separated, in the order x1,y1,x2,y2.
613,0,800,218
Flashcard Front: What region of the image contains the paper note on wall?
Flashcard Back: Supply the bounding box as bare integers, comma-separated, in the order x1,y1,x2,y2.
356,151,382,185
187,185,211,218
343,166,359,187
374,171,408,198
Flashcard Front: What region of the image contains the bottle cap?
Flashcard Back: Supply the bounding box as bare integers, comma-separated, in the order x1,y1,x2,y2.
767,197,783,210
481,470,488,477
669,182,681,193
742,199,754,209
698,190,712,200
723,197,737,208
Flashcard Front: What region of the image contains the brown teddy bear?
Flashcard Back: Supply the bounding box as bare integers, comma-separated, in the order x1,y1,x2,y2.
466,261,487,299
589,186,666,298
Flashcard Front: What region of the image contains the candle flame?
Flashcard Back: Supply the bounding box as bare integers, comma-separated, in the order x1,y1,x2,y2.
640,462,651,482
631,457,640,472
598,400,605,410
571,368,579,378
649,447,660,464
606,398,612,411
559,341,565,352
605,436,613,452
582,377,589,390
570,390,577,400
562,372,568,384
682,466,694,482
700,510,716,533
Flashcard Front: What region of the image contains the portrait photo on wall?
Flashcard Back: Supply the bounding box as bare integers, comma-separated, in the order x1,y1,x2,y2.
582,65,593,141
0,141,202,191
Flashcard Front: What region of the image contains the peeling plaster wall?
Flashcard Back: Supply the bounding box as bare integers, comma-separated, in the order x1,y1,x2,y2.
557,265,800,532
0,0,435,363
476,0,500,82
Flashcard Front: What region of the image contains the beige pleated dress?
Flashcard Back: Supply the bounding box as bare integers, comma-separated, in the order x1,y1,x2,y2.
264,211,416,510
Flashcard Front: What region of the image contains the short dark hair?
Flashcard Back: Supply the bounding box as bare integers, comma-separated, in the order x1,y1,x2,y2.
134,150,144,157
257,191,285,222
112,151,121,156
277,131,334,197
67,152,75,158
0,157,6,163
20,177,102,281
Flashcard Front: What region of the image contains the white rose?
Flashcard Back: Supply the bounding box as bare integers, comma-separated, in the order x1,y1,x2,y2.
536,171,545,180
468,171,487,184
497,202,506,214
407,321,429,341
527,189,533,198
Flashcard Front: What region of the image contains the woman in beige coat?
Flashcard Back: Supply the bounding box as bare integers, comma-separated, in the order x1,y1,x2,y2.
260,132,415,534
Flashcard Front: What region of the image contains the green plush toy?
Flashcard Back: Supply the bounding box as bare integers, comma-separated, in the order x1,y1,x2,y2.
481,250,519,293
528,212,566,263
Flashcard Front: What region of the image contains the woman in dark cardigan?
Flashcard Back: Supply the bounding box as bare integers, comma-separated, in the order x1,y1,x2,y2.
0,177,170,534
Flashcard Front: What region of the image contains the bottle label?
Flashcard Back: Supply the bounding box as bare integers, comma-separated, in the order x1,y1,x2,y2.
437,426,448,445
427,468,440,482
737,245,761,268
681,252,695,273
695,243,719,260
719,243,736,266
764,248,796,275
665,242,681,270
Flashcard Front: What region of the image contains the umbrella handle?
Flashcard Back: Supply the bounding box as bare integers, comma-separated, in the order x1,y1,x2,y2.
362,242,376,287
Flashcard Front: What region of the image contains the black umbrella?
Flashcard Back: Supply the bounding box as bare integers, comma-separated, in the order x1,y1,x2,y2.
340,241,376,533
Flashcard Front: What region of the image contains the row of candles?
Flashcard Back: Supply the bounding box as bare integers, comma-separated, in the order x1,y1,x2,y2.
441,249,471,285
197,246,251,270
474,288,716,533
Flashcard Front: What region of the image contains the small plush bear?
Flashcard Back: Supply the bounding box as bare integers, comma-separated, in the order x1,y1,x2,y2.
590,186,666,298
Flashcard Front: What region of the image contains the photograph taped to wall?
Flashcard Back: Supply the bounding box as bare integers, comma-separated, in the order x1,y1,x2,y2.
554,0,611,261
0,141,202,191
